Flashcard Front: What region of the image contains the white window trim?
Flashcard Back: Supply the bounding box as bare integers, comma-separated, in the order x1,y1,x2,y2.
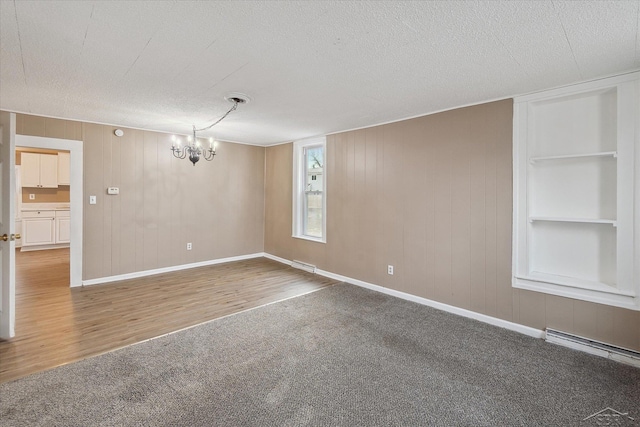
292,136,326,243
512,72,639,311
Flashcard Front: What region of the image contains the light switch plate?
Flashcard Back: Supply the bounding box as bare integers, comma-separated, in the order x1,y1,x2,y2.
89,195,97,205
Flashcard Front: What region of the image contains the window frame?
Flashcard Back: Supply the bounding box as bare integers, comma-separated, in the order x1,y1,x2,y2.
292,136,326,243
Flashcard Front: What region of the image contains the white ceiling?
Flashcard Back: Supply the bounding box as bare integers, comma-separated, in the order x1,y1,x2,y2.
1,1,638,146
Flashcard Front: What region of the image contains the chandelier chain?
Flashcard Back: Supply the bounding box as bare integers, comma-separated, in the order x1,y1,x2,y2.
193,100,239,133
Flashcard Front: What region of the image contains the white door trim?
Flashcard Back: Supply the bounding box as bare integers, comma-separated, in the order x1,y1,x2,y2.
16,135,83,287
0,112,17,339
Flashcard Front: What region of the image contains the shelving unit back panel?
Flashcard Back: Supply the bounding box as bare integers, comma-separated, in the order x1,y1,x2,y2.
530,221,617,287
530,88,617,157
529,156,617,219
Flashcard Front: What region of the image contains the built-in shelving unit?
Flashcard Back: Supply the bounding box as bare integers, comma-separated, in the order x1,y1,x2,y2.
513,72,639,310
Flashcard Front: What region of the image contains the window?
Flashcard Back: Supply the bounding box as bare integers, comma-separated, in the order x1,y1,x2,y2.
512,72,639,310
293,137,326,242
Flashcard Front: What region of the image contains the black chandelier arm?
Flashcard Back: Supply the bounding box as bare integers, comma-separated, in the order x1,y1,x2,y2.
202,148,216,161
171,145,188,159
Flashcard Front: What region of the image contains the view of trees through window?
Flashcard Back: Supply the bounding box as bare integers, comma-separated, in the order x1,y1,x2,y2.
304,146,323,238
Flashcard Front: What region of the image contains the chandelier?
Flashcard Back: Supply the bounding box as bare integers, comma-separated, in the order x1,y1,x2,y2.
171,95,248,165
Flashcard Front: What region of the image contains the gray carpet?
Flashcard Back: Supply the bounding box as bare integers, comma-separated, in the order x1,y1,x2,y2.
1,283,639,426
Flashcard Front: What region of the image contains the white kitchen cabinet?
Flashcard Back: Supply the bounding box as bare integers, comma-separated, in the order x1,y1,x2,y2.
20,153,41,187
55,210,70,243
22,210,55,246
513,72,639,310
21,153,58,188
57,152,70,185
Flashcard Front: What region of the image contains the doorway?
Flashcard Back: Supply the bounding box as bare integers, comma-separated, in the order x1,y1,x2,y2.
14,135,83,288
15,146,71,300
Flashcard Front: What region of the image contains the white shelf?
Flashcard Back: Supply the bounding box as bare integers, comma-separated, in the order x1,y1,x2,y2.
529,217,617,226
530,151,617,163
517,272,635,297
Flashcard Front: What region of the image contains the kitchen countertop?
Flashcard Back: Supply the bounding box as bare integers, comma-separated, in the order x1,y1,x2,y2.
21,203,70,211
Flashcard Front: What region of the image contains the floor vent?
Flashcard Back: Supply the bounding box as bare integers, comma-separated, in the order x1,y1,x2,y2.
546,329,640,368
291,260,316,274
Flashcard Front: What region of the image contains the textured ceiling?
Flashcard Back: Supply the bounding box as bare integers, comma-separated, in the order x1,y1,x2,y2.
1,1,638,145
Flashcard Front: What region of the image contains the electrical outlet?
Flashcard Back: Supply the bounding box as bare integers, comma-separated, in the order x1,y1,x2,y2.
187,242,192,250
387,265,394,275
29,194,35,200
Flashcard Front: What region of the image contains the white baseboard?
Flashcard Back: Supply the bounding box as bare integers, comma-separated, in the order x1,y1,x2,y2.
314,267,545,339
20,244,69,252
263,253,293,266
81,253,265,287
262,252,543,339
81,251,638,367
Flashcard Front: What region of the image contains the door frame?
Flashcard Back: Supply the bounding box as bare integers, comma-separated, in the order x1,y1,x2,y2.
0,112,16,339
16,135,83,287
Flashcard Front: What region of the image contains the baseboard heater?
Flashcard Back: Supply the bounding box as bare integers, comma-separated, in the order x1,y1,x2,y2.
546,328,640,368
291,260,316,274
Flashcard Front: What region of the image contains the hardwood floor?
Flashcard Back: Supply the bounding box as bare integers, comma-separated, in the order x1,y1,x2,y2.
0,249,339,383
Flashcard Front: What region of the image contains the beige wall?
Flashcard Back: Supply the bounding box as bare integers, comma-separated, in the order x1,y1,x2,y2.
21,188,70,204
264,99,640,352
15,113,265,280
16,149,70,204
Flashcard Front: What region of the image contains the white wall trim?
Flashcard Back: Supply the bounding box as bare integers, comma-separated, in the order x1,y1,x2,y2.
82,253,264,286
19,244,69,252
263,253,293,266
325,70,640,139
318,268,544,339
262,252,543,339
5,109,267,148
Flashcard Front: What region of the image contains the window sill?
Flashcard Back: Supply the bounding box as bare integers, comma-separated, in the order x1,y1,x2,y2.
292,235,326,244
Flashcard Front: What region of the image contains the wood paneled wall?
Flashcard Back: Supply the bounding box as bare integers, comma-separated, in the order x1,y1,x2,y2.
264,100,640,352
15,113,265,280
